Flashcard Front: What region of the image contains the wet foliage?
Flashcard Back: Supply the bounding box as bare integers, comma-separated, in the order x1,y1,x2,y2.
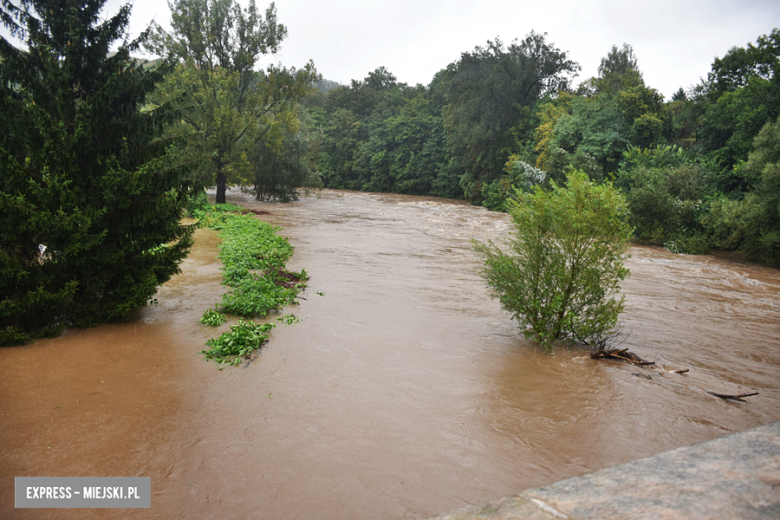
202,320,275,367
195,204,307,364
473,171,632,351
199,308,227,326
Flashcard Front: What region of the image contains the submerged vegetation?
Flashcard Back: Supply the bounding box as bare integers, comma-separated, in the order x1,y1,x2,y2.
194,203,307,366
473,171,632,351
199,308,228,327
197,204,306,316
202,320,275,367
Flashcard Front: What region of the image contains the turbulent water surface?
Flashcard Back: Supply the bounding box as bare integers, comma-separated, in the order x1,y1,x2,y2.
2,189,779,519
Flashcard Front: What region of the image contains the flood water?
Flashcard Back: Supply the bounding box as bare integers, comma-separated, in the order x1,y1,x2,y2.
2,189,779,519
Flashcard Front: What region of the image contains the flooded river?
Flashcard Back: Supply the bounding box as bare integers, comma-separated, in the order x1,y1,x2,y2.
2,189,779,519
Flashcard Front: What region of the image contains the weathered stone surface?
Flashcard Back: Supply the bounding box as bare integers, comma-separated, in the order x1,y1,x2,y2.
426,421,780,520
425,494,566,520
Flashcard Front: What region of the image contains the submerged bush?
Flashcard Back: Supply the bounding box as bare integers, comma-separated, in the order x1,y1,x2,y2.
473,170,632,351
202,320,275,366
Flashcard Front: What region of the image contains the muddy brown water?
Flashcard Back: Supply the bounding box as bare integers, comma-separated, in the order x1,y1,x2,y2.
2,189,779,519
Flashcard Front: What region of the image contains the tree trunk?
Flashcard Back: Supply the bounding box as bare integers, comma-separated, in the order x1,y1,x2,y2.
216,164,227,204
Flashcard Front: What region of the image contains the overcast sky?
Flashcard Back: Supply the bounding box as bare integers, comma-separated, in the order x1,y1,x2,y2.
102,0,779,98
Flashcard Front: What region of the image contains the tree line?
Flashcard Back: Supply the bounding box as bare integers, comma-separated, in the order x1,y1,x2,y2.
308,30,780,264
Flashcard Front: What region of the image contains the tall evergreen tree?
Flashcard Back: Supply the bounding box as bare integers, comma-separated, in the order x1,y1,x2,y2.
0,0,195,344
595,43,643,96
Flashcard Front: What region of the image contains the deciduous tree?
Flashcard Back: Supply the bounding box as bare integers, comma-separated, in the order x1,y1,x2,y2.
146,0,318,203
473,171,632,351
442,33,580,200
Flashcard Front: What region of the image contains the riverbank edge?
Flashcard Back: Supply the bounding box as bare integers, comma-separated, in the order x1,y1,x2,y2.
425,420,780,519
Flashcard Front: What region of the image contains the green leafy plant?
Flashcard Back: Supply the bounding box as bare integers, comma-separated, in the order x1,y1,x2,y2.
277,314,301,325
202,320,275,366
472,170,632,352
199,308,227,326
197,206,308,365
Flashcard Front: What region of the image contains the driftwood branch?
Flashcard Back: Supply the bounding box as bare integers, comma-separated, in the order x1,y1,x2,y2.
592,340,757,405
242,351,260,369
706,391,758,403
591,348,655,366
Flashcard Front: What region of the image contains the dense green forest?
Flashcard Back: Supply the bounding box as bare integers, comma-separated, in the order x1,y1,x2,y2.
307,30,780,264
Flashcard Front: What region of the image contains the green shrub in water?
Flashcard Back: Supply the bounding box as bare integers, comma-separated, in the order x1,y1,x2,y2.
473,170,632,351
199,308,227,326
202,320,275,366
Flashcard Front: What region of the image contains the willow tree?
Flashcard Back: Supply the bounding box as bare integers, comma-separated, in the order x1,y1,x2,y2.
0,0,195,344
146,0,318,203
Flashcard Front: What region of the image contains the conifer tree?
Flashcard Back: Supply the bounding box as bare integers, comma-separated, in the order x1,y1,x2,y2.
0,0,195,344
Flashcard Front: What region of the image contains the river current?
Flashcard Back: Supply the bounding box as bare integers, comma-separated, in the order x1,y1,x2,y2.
2,189,779,519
